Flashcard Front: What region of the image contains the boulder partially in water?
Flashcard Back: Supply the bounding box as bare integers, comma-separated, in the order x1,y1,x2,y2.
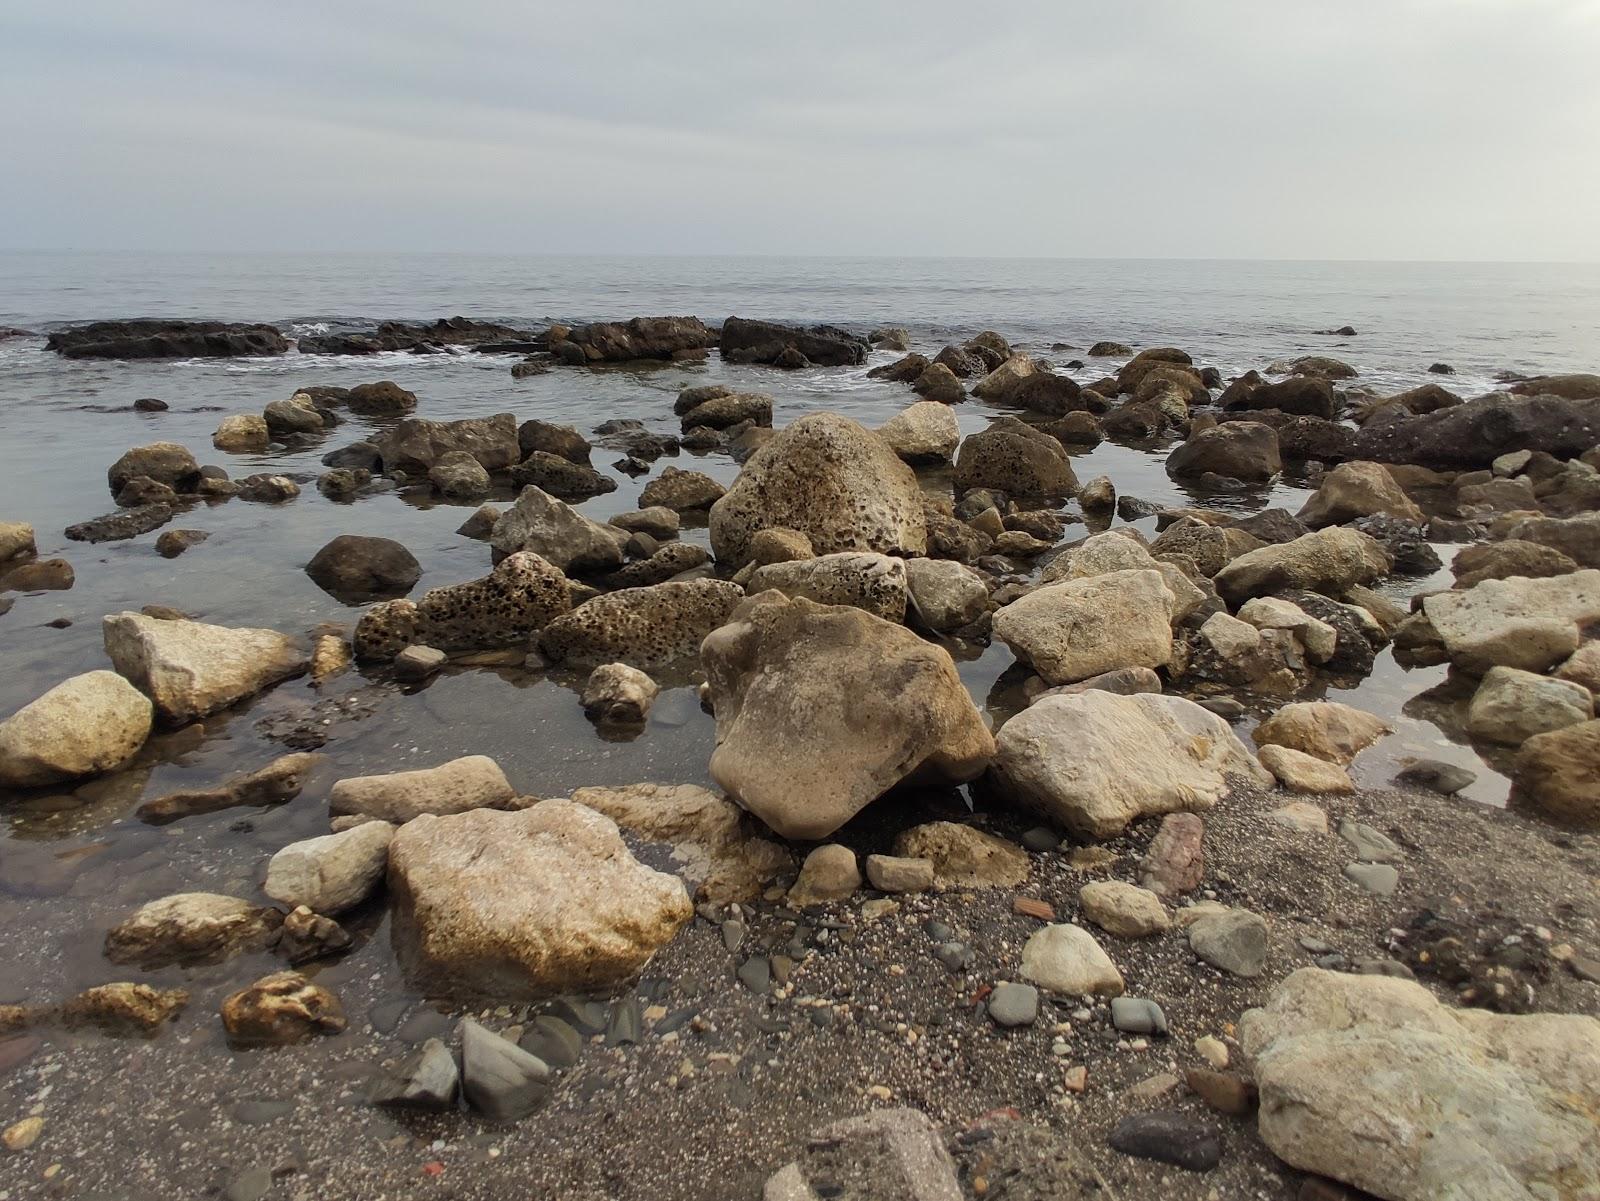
560,316,716,363
107,442,200,497
376,413,520,476
0,670,154,788
877,401,959,463
387,800,693,998
540,579,744,667
1422,570,1600,674
1352,392,1600,468
103,612,309,724
489,486,627,574
304,535,421,603
105,892,283,967
1213,527,1391,605
953,417,1078,497
719,316,867,367
1166,422,1281,484
700,592,994,840
1296,460,1425,527
48,320,288,359
330,755,514,823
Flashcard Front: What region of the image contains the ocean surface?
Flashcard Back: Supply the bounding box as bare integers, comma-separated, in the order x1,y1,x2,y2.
1,251,1597,1002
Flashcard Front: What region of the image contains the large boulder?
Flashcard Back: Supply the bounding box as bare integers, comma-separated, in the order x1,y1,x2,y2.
1240,968,1600,1201
676,388,773,432
991,692,1269,839
540,579,745,667
1452,540,1578,589
1352,392,1600,468
561,316,715,362
298,317,534,355
304,535,421,603
48,320,288,359
1498,513,1600,569
1512,720,1600,828
1039,530,1206,619
701,593,995,840
0,671,154,788
1296,461,1425,527
971,354,1040,401
1220,410,1355,463
638,467,725,512
1421,570,1600,674
953,417,1078,497
387,800,692,998
877,402,959,463
107,442,200,496
1213,527,1391,605
719,317,867,367
993,569,1175,686
1166,422,1281,483
103,613,309,725
489,486,627,574
375,414,520,476
709,413,927,566
746,552,908,622
1466,666,1593,745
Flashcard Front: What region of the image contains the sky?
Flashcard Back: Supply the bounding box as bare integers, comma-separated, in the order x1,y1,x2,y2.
2,0,1598,261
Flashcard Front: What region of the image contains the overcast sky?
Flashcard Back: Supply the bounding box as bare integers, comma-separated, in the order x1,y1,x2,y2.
3,0,1598,260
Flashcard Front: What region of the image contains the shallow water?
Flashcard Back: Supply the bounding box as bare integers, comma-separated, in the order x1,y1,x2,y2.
3,252,1597,1004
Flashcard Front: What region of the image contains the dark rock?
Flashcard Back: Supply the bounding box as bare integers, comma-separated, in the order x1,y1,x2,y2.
1184,1068,1257,1116
1395,759,1476,795
298,317,533,355
133,397,168,412
305,535,421,603
1227,508,1309,545
1428,362,1455,375
1227,375,1336,419
65,504,174,543
345,381,418,416
370,1037,459,1110
236,474,300,503
719,316,867,367
561,316,716,363
933,345,986,378
1108,1112,1222,1172
1352,392,1600,468
376,414,520,476
518,420,591,464
1349,515,1441,574
322,441,384,472
867,352,929,382
1220,410,1354,462
1008,372,1082,416
1167,422,1281,483
509,452,616,501
459,1018,551,1121
519,1016,582,1069
48,320,288,359
108,443,200,496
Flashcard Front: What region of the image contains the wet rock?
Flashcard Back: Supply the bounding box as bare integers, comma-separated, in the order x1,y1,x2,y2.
516,419,590,464
609,507,680,541
787,844,861,907
65,503,175,543
429,449,493,498
1258,744,1354,794
235,474,300,503
604,541,710,589
903,558,988,632
1422,570,1600,674
222,971,346,1045
1453,540,1578,589
114,475,179,508
375,413,520,475
264,820,395,915
59,983,188,1035
275,905,352,964
1108,1112,1222,1172
103,612,309,724
675,389,773,431
263,393,327,436
393,644,445,681
459,1018,552,1120
1466,666,1593,745
580,662,659,724
1139,813,1206,898
411,551,571,652
710,413,927,566
0,670,153,788
877,401,960,463
994,569,1175,685
1188,908,1269,976
330,755,513,823
719,316,867,367
1111,996,1168,1034
1352,391,1600,468
1241,967,1600,1201
747,552,908,622
106,893,282,968
1214,527,1391,606
50,319,288,359
388,801,692,998
993,693,1268,839
153,528,208,558
700,593,993,840
1254,701,1390,765
971,353,1040,401
107,442,201,496
136,751,322,823
1020,923,1124,996
1166,422,1281,483
558,316,714,363
0,522,36,563
1079,881,1170,937
764,1108,962,1201
540,578,744,668
912,362,966,403
370,1037,459,1110
1512,720,1600,827
637,466,724,513
489,485,626,575
304,535,420,603
213,413,271,452
1297,460,1424,527
953,417,1078,498
316,468,371,499
987,982,1040,1027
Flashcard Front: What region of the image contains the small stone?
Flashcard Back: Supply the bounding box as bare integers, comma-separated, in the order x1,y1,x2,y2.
1079,880,1170,937
987,982,1039,1028
865,854,935,894
1110,996,1168,1035
1020,924,1124,996
1337,818,1402,863
221,971,346,1045
934,942,972,972
1062,1065,1087,1093
580,662,659,725
460,1018,550,1121
1108,1111,1223,1172
370,1038,459,1110
393,645,446,682
1185,1068,1257,1116
721,920,746,953
1269,801,1330,835
1194,1035,1229,1069
737,956,772,995
787,844,861,907
1394,759,1476,795
1138,812,1205,898
1343,861,1399,896
519,1016,582,1069
1012,896,1056,922
1126,1071,1181,1103
223,1167,273,1201
3,1115,44,1152
1020,827,1060,852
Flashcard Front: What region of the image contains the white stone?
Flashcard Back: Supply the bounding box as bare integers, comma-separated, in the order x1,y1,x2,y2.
1020,924,1124,996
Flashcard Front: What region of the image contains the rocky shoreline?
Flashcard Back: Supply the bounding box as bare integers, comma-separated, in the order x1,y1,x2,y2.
2,318,1598,1200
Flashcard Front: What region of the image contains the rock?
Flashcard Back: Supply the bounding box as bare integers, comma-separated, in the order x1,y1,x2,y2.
428,449,493,498
581,662,659,724
1498,513,1600,569
336,380,416,416
1337,818,1401,863
994,569,1175,686
1108,1113,1222,1172
605,542,709,589
877,401,960,463
892,823,1029,889
709,413,927,566
568,782,792,904
1089,341,1131,356
993,693,1269,839
637,467,724,513
1185,1068,1256,1116
1554,642,1600,692
787,845,861,906
987,982,1039,1027
865,854,935,894
1188,908,1269,976
59,983,189,1034
517,420,591,464
49,319,288,359
1238,597,1337,662
912,362,967,403
1466,666,1593,745
1352,391,1600,468
701,594,994,840
719,316,867,367
763,1108,962,1201
3,1116,46,1152
1214,527,1391,605
486,486,624,575
1111,996,1169,1035
1020,924,1124,996
1079,881,1170,937
904,558,989,632
375,413,519,476
300,317,534,355
1453,541,1578,590
1254,701,1389,765
1138,814,1206,898
1297,461,1425,527
264,821,394,915
213,413,271,452
1344,862,1400,895
393,644,445,681
387,801,692,998
676,390,772,432
1033,666,1164,701
1423,570,1600,674
1395,759,1477,795
370,1037,459,1110
560,316,715,363
459,1018,551,1120
263,393,327,436
107,442,200,496
330,756,512,823
1167,422,1282,483
152,528,208,558
540,579,744,667
1242,968,1600,1201
105,893,282,967
1258,744,1354,793
953,418,1079,498
609,507,680,541
234,473,300,503
102,612,308,724
0,670,153,788
221,971,345,1045
0,522,36,563
1512,720,1600,827
1228,375,1336,419
970,353,1040,401
274,905,352,964
747,552,908,622
304,535,420,603
136,752,322,823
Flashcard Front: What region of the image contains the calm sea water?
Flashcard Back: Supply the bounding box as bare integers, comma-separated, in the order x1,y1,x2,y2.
0,252,1595,1002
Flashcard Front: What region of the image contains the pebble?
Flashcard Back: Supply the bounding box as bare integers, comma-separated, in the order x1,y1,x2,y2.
230,1099,293,1125
223,1167,273,1201
737,956,772,995
986,982,1039,1028
1125,1071,1179,1102
1062,1065,1087,1093
605,997,641,1046
1194,1035,1229,1069
1110,997,1168,1036
1298,936,1334,955
924,920,954,942
721,921,746,953
934,942,972,972
370,1038,459,1110
1012,897,1055,922
1108,1111,1223,1172
1021,827,1060,852
1188,908,1270,977
1343,862,1400,896
3,1116,43,1152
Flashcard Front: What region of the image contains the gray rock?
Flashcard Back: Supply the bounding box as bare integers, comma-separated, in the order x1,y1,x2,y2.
370,1037,459,1110
1108,1112,1222,1172
1338,818,1402,863
1110,996,1169,1035
393,645,446,682
519,1016,582,1069
1394,759,1476,795
459,1018,550,1120
763,1108,962,1201
1188,908,1270,977
986,982,1039,1028
738,955,772,994
1344,862,1399,896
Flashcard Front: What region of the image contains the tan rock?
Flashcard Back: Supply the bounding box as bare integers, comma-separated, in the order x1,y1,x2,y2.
221,971,346,1045
994,569,1175,685
1214,527,1391,606
264,820,395,915
105,892,282,968
865,854,936,894
60,982,188,1034
1258,744,1355,793
1296,461,1425,527
1422,570,1600,675
1512,720,1600,828
1078,881,1170,938
0,670,153,788
787,844,861,907
891,822,1029,889
1253,701,1390,765
328,755,513,823
1020,924,1124,996
103,612,309,724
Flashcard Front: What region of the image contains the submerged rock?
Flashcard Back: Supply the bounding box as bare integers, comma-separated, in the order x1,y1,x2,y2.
304,535,421,603
105,893,282,968
264,820,395,915
59,982,189,1035
221,971,346,1045
719,316,867,367
0,670,153,788
701,593,994,840
103,612,309,725
65,503,175,544
49,320,288,360
136,752,322,823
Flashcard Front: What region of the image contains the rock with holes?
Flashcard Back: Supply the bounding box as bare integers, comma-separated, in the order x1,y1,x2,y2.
877,401,960,463
221,971,347,1045
639,467,725,512
953,418,1078,497
539,579,744,667
746,552,908,622
413,552,571,651
904,558,990,632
